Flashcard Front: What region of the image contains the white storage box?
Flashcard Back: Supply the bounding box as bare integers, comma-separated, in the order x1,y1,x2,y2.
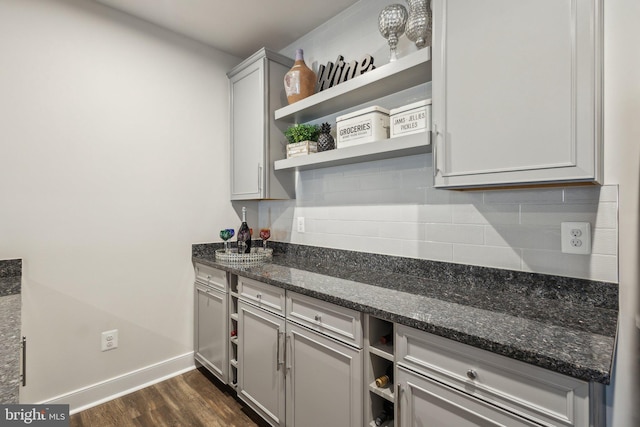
390,99,432,138
336,106,389,148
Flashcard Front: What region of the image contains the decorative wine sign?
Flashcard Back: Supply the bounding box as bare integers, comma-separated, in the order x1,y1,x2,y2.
316,54,375,92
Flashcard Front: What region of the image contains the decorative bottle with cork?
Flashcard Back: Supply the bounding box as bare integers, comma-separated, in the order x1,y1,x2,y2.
284,49,316,104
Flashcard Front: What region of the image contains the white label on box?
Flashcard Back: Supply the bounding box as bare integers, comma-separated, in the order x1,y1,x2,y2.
339,118,374,142
391,109,427,137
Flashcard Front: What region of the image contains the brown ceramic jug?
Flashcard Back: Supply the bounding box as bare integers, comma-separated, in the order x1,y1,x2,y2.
284,49,316,104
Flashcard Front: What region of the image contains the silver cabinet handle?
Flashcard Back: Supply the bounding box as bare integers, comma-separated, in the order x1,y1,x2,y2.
467,369,478,380
276,330,283,369
256,293,262,300
285,334,291,371
397,383,403,426
21,336,26,386
314,314,321,322
258,164,262,193
432,123,439,178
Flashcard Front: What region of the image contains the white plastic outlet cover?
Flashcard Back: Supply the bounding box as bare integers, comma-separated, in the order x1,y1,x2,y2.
561,222,591,255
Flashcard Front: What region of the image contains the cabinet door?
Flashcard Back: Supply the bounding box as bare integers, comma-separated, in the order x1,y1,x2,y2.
238,301,286,427
285,321,363,427
432,0,602,188
230,58,266,200
397,366,537,427
194,285,228,383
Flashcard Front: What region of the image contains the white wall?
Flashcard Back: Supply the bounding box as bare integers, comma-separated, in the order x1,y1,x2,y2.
0,0,241,406
602,0,640,425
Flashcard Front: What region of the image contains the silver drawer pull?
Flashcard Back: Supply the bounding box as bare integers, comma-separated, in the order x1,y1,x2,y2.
314,314,321,322
466,369,478,380
256,293,262,299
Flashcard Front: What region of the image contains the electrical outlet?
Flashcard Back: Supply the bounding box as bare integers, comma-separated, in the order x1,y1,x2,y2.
101,329,118,351
561,222,591,254
297,217,305,233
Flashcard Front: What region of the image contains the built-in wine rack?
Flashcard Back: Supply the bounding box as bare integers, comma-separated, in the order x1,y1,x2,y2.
228,275,239,389
365,315,395,427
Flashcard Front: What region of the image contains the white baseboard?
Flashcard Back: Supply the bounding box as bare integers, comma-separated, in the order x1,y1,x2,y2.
41,352,196,414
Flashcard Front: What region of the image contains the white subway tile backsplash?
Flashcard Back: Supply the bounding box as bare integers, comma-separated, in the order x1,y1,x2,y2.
563,185,618,203
591,228,618,255
452,204,520,225
378,222,427,241
519,204,572,226
416,204,453,223
360,171,402,191
323,219,380,237
427,224,484,245
424,187,453,204
592,202,618,229
520,202,617,229
449,190,484,205
484,188,564,204
406,241,454,262
260,159,618,283
522,250,618,282
453,245,523,270
484,225,560,251
368,237,406,256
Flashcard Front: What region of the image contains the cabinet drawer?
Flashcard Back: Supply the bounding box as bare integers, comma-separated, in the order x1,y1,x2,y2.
396,324,590,427
286,292,362,348
238,276,285,315
397,366,538,427
194,264,227,292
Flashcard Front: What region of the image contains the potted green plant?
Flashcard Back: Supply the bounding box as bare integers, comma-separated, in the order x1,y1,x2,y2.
285,123,320,158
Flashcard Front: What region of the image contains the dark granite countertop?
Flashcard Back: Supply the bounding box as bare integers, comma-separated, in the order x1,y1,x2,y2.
0,258,21,404
192,243,617,384
0,259,21,297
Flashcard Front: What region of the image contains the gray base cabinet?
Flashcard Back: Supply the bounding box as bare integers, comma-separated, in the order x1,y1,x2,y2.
236,277,363,427
395,324,603,427
193,265,228,383
432,0,603,188
397,366,537,427
285,321,362,427
237,300,286,426
194,266,605,427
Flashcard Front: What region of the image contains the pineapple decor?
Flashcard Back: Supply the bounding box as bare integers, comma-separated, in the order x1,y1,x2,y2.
317,122,335,152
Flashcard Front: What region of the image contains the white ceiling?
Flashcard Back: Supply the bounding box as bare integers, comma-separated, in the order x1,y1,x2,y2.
95,0,360,58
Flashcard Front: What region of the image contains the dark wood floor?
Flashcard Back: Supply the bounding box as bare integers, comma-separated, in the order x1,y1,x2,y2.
70,368,261,427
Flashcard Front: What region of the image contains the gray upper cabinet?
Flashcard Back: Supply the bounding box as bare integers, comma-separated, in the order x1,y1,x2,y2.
432,0,603,188
228,48,295,200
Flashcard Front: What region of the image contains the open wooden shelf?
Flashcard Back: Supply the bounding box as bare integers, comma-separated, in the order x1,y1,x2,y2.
274,132,430,172
275,49,431,124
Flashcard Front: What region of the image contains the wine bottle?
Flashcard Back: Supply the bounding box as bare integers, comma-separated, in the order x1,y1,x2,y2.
374,401,394,426
375,365,394,388
237,207,251,253
379,333,393,345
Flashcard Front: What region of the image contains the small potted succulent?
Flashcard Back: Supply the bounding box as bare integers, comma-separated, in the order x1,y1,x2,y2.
285,123,320,158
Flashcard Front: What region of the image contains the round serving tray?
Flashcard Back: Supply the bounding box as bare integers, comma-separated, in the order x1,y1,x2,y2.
215,248,273,265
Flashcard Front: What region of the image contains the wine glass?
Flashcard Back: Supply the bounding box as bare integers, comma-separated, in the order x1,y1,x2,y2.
259,228,271,251
219,228,234,253
379,4,408,62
